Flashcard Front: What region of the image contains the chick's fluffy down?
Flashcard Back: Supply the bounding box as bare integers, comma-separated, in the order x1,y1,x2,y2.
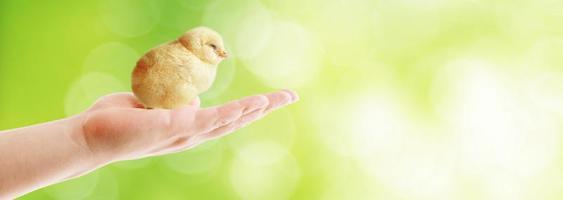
131,27,226,109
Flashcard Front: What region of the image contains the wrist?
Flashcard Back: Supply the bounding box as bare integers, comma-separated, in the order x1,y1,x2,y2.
63,114,111,178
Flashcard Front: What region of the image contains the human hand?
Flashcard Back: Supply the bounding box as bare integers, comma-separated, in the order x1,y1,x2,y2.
77,90,298,165
0,90,298,198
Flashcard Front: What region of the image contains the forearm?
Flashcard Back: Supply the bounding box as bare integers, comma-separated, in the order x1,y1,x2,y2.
0,115,101,199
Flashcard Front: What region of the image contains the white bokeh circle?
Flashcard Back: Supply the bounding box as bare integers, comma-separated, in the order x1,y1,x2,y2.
99,0,160,37
230,149,300,200
45,171,100,200
525,38,563,69
82,42,139,82
231,6,273,60
358,140,457,200
525,72,563,117
86,171,119,200
162,140,224,176
319,160,382,200
243,21,321,88
64,72,126,115
310,91,408,158
203,0,320,88
234,140,290,167
226,108,297,154
199,57,237,100
430,57,561,199
202,0,274,60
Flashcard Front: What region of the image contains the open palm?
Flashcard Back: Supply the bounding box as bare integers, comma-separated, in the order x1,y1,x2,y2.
78,90,298,163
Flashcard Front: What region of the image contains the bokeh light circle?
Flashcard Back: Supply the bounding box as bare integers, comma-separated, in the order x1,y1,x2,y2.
431,57,561,198
311,0,374,67
230,148,300,200
320,168,381,200
82,42,139,83
234,140,289,167
359,140,457,200
64,72,126,115
99,0,160,37
231,6,273,60
86,171,119,200
243,21,321,88
162,140,224,175
226,108,297,154
526,38,563,70
45,171,100,200
203,0,319,88
310,91,407,158
202,0,274,60
526,73,563,116
200,56,237,100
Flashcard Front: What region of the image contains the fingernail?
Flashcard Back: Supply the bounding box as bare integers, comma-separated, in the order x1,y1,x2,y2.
282,89,299,103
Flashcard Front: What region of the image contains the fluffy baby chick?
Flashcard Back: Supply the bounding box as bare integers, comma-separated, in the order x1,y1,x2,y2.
132,27,228,109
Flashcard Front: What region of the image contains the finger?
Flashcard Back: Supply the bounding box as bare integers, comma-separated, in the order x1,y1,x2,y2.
193,90,298,143
197,108,265,142
150,107,266,156
284,89,300,102
193,95,268,133
263,89,298,113
149,91,299,157
144,135,196,157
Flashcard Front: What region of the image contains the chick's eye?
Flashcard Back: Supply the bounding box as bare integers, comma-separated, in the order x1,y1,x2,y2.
209,44,217,49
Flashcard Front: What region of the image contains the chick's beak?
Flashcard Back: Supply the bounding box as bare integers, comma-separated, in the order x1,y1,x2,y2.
217,50,228,58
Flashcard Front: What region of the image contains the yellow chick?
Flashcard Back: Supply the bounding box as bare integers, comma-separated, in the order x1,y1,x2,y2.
132,27,228,109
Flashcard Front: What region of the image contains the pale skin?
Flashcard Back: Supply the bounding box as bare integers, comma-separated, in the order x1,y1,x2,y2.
0,90,298,199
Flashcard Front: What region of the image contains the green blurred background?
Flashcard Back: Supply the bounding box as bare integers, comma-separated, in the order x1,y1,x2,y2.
1,0,563,199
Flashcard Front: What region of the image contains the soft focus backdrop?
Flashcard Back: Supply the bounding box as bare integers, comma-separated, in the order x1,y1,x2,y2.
1,0,563,199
